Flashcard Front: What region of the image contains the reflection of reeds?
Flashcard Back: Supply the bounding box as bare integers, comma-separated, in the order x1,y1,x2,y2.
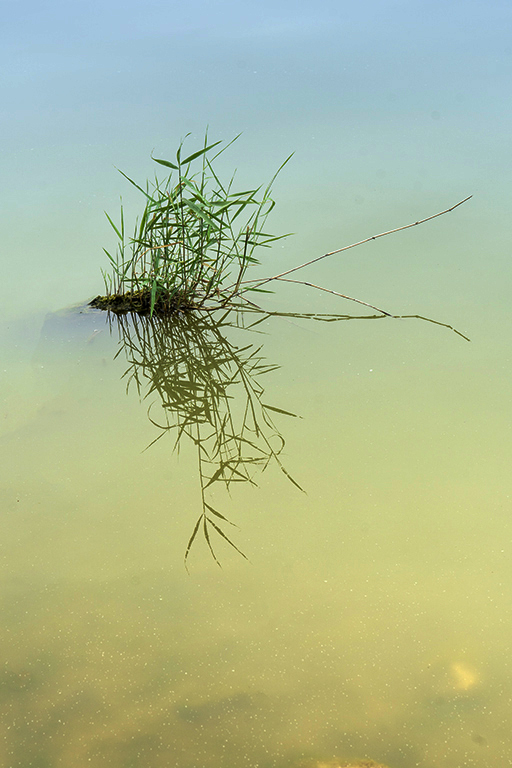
114,309,302,566
111,300,468,567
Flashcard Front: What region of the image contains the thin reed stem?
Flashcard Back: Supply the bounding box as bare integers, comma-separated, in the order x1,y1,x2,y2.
235,196,473,293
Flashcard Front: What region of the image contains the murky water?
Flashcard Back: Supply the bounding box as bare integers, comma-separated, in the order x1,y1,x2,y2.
2,2,512,766
2,293,512,767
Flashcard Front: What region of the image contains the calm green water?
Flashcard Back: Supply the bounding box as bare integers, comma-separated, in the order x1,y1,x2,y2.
2,2,512,767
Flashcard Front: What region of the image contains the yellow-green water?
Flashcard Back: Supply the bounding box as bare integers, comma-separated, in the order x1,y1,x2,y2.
2,2,512,766
2,289,512,767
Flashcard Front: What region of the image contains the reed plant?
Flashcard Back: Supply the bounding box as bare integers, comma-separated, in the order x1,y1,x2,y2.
93,133,292,316
92,134,473,563
94,131,472,322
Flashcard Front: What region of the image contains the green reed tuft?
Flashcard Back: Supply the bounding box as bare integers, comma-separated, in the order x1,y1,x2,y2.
95,133,292,316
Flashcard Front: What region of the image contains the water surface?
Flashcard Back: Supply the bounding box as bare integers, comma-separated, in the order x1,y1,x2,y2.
2,2,512,766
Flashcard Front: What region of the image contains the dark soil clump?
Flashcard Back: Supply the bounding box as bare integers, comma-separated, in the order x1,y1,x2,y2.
89,290,198,316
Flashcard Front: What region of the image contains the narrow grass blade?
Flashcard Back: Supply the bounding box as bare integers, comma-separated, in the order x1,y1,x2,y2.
204,502,237,525
261,403,299,418
184,516,202,567
207,518,248,560
151,156,179,170
183,197,220,230
203,518,222,567
116,168,157,202
105,212,123,240
280,465,305,492
181,140,223,166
